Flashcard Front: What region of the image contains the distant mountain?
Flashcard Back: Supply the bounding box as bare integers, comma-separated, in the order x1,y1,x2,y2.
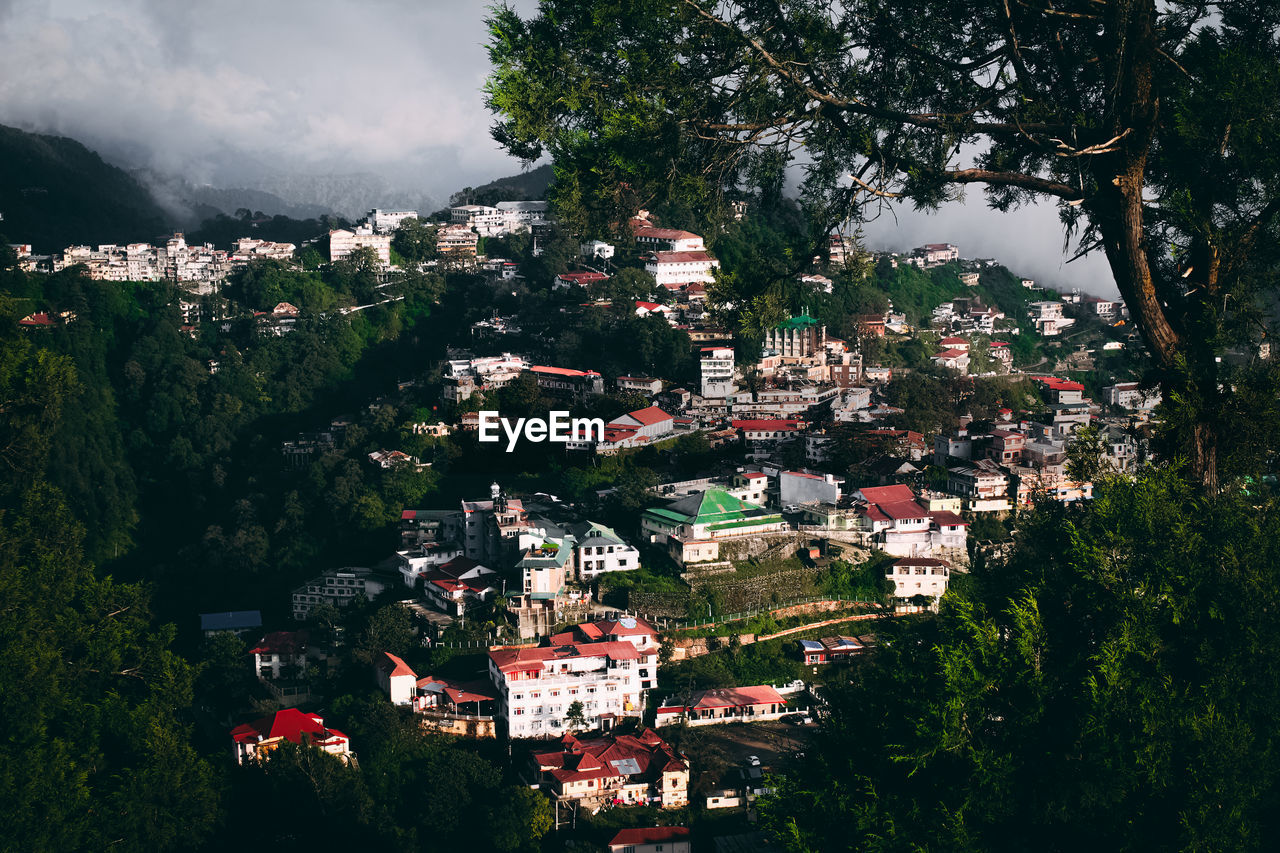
135,169,336,229
0,124,171,253
448,163,554,208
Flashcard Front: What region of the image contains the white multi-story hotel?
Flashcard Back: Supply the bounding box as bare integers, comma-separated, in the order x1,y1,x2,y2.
329,226,392,265
700,346,735,398
643,250,720,286
489,636,657,738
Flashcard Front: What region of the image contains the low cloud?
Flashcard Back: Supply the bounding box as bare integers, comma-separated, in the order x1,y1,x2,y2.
0,0,534,197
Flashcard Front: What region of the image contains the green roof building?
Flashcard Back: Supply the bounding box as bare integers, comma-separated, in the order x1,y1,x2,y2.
641,488,788,568
765,311,827,358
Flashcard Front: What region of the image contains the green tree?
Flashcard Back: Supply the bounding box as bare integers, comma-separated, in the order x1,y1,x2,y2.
390,216,439,264
565,699,587,731
486,1,1280,488
0,486,219,852
353,603,417,666
762,469,1280,851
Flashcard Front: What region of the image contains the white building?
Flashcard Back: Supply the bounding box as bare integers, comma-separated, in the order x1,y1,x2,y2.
329,226,392,265
367,209,419,233
1104,382,1161,411
1028,301,1075,336
634,225,705,252
887,557,952,601
570,521,641,580
915,243,959,265
700,346,735,398
489,639,656,737
291,567,390,620
643,250,720,286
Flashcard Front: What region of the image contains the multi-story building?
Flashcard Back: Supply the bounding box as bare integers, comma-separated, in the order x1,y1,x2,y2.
232,237,296,261
569,521,641,581
852,485,969,557
489,640,656,737
947,463,1013,512
596,405,676,453
1028,301,1075,336
700,347,735,398
437,223,480,261
763,312,826,358
1104,382,1161,411
915,243,960,265
617,376,663,396
988,429,1025,464
420,556,499,616
634,225,705,252
442,352,529,403
887,556,952,601
643,250,720,286
329,226,392,265
366,208,419,233
519,541,572,602
291,567,391,620
641,488,788,567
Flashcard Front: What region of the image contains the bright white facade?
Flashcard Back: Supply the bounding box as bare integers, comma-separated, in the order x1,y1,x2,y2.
700,346,735,398
489,640,656,738
643,250,720,286
329,226,392,265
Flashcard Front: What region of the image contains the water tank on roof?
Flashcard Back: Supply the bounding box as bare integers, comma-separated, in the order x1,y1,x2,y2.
619,616,637,629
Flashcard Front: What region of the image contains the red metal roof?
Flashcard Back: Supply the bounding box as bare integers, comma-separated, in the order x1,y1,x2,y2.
377,651,417,679
857,485,917,504
610,827,691,846
732,419,804,431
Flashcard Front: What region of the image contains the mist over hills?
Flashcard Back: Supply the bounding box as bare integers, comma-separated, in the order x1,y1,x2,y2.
0,124,170,252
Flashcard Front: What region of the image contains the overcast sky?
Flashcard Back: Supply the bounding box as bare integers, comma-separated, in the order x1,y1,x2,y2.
0,0,1116,295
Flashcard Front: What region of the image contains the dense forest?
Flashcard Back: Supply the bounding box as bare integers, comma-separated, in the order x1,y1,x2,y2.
0,124,172,253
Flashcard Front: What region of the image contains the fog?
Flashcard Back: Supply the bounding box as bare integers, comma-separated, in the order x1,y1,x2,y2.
0,0,1117,295
859,196,1119,299
0,0,539,203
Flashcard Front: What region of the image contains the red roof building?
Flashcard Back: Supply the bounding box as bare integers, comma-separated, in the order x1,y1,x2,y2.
530,729,689,808
608,826,691,853
655,685,788,727
230,708,351,765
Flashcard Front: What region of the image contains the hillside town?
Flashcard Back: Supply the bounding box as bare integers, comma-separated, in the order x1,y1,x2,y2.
9,187,1194,849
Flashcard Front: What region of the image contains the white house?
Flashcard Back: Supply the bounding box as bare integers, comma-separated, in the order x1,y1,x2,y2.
643,250,720,286
489,640,657,737
569,521,641,580
375,652,419,706
888,557,952,601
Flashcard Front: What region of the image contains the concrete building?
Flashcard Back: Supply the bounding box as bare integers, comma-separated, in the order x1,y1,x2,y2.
641,488,788,568
888,556,952,601
643,250,720,286
530,730,689,807
700,346,735,398
366,209,419,233
489,640,656,737
763,312,826,358
291,567,390,620
329,226,392,265
779,470,842,507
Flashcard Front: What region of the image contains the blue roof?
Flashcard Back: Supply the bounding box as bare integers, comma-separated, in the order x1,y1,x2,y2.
200,610,263,632
799,640,823,650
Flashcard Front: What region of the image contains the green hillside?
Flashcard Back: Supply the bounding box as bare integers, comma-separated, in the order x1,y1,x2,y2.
0,124,170,252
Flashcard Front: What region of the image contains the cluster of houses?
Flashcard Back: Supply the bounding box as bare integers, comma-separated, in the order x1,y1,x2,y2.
47,233,295,291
